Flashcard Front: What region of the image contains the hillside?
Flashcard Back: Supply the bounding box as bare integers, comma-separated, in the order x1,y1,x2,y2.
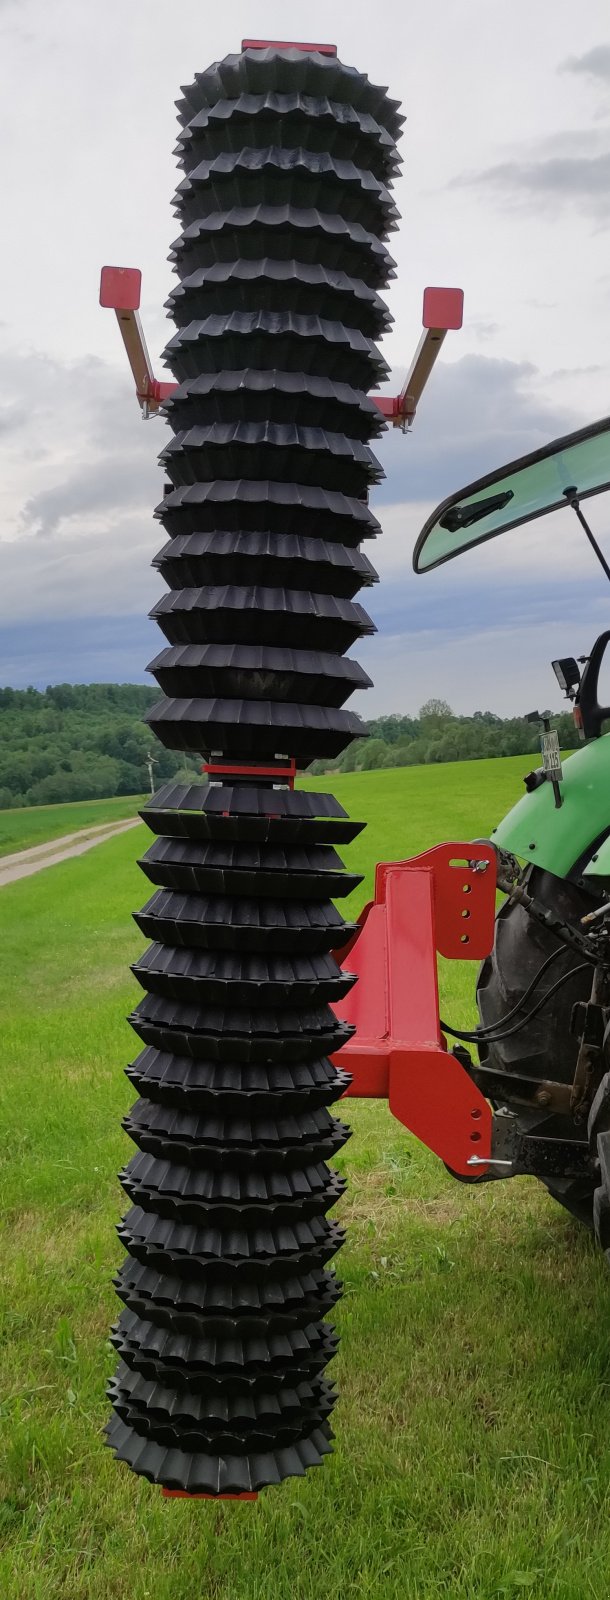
0,684,195,810
0,684,579,811
309,702,580,775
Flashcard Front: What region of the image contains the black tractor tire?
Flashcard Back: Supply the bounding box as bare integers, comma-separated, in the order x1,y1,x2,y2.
476,864,598,1228
587,1067,610,1258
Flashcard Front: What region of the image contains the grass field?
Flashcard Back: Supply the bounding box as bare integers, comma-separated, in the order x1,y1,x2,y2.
0,796,144,858
1,756,609,1600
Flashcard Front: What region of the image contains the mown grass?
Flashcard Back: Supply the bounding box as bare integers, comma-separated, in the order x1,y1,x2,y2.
1,757,609,1600
0,796,144,858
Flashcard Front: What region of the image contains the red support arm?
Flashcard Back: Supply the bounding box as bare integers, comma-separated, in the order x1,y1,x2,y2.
374,287,464,430
331,842,495,1176
99,266,176,417
100,269,463,430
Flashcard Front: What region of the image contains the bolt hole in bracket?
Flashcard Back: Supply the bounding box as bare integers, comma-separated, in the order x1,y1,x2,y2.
330,843,497,1176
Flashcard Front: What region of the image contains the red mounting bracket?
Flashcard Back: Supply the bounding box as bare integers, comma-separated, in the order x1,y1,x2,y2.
100,268,463,427
331,842,496,1176
162,1489,258,1501
202,757,297,789
242,39,337,55
99,266,175,417
376,287,464,430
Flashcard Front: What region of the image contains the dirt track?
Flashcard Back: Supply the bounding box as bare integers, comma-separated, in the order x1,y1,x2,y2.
0,818,141,887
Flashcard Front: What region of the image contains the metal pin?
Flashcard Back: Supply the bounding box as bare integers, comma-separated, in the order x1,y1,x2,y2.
466,1155,514,1168
581,902,610,926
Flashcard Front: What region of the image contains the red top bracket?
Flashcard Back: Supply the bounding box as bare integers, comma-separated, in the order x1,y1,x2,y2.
241,39,337,55
99,265,141,312
422,286,464,332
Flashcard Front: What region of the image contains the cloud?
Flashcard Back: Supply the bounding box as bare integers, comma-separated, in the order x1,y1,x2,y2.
0,343,162,625
0,514,160,625
469,318,501,342
21,456,158,539
0,403,27,435
0,346,159,521
0,614,156,691
356,492,610,717
373,352,572,505
0,337,601,716
452,149,610,219
1,339,572,620
562,44,610,84
357,603,610,720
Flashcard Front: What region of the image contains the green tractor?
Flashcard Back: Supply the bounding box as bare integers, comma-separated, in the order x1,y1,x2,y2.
413,414,610,1248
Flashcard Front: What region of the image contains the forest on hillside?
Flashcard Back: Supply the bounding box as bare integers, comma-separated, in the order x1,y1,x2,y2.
0,684,195,810
0,685,581,811
307,698,580,776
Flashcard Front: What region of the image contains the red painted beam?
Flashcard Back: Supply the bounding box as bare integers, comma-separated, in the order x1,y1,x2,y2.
99,267,176,415
242,39,337,55
202,758,297,788
373,287,464,428
372,396,402,420
162,1489,258,1501
331,845,496,1175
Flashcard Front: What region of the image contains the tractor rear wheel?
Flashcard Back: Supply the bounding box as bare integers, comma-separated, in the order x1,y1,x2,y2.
587,1067,610,1257
476,864,598,1228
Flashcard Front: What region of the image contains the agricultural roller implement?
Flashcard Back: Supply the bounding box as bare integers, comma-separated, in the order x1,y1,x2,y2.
101,36,610,1500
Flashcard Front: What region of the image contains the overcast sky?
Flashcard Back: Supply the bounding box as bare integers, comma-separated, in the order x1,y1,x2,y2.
1,0,610,716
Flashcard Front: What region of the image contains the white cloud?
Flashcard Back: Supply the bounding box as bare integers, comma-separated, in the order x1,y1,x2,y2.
1,0,610,711
0,516,159,625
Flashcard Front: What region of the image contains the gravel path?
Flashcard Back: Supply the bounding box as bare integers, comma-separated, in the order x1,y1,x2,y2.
0,817,141,887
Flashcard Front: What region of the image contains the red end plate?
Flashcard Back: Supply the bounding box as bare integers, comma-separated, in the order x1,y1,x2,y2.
422,287,464,331
162,1489,258,1501
99,265,142,312
242,39,337,55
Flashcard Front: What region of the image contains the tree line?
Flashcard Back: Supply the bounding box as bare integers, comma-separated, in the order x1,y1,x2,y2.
308,698,580,775
0,684,196,810
0,686,579,810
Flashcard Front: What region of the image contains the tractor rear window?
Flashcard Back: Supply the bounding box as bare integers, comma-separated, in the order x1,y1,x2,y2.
414,415,610,571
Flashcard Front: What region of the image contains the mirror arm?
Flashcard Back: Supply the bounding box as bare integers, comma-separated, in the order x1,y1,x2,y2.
562,487,610,587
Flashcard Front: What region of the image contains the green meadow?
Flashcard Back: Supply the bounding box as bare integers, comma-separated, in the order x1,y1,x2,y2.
1,756,609,1600
0,797,143,858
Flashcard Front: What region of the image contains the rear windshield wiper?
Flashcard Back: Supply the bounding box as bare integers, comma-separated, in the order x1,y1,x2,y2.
440,490,514,532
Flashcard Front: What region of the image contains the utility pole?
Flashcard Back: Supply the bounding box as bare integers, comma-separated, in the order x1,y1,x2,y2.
145,751,158,798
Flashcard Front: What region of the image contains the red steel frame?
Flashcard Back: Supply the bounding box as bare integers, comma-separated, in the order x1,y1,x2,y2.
99,268,464,427
331,843,495,1176
202,757,297,789
375,287,464,429
242,39,338,56
162,1489,258,1502
99,267,175,416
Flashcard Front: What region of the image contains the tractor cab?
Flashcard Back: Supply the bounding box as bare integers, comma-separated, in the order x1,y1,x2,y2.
397,413,610,1241
413,414,610,745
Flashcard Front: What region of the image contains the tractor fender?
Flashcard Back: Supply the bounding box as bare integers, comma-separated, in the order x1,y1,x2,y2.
491,732,610,880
